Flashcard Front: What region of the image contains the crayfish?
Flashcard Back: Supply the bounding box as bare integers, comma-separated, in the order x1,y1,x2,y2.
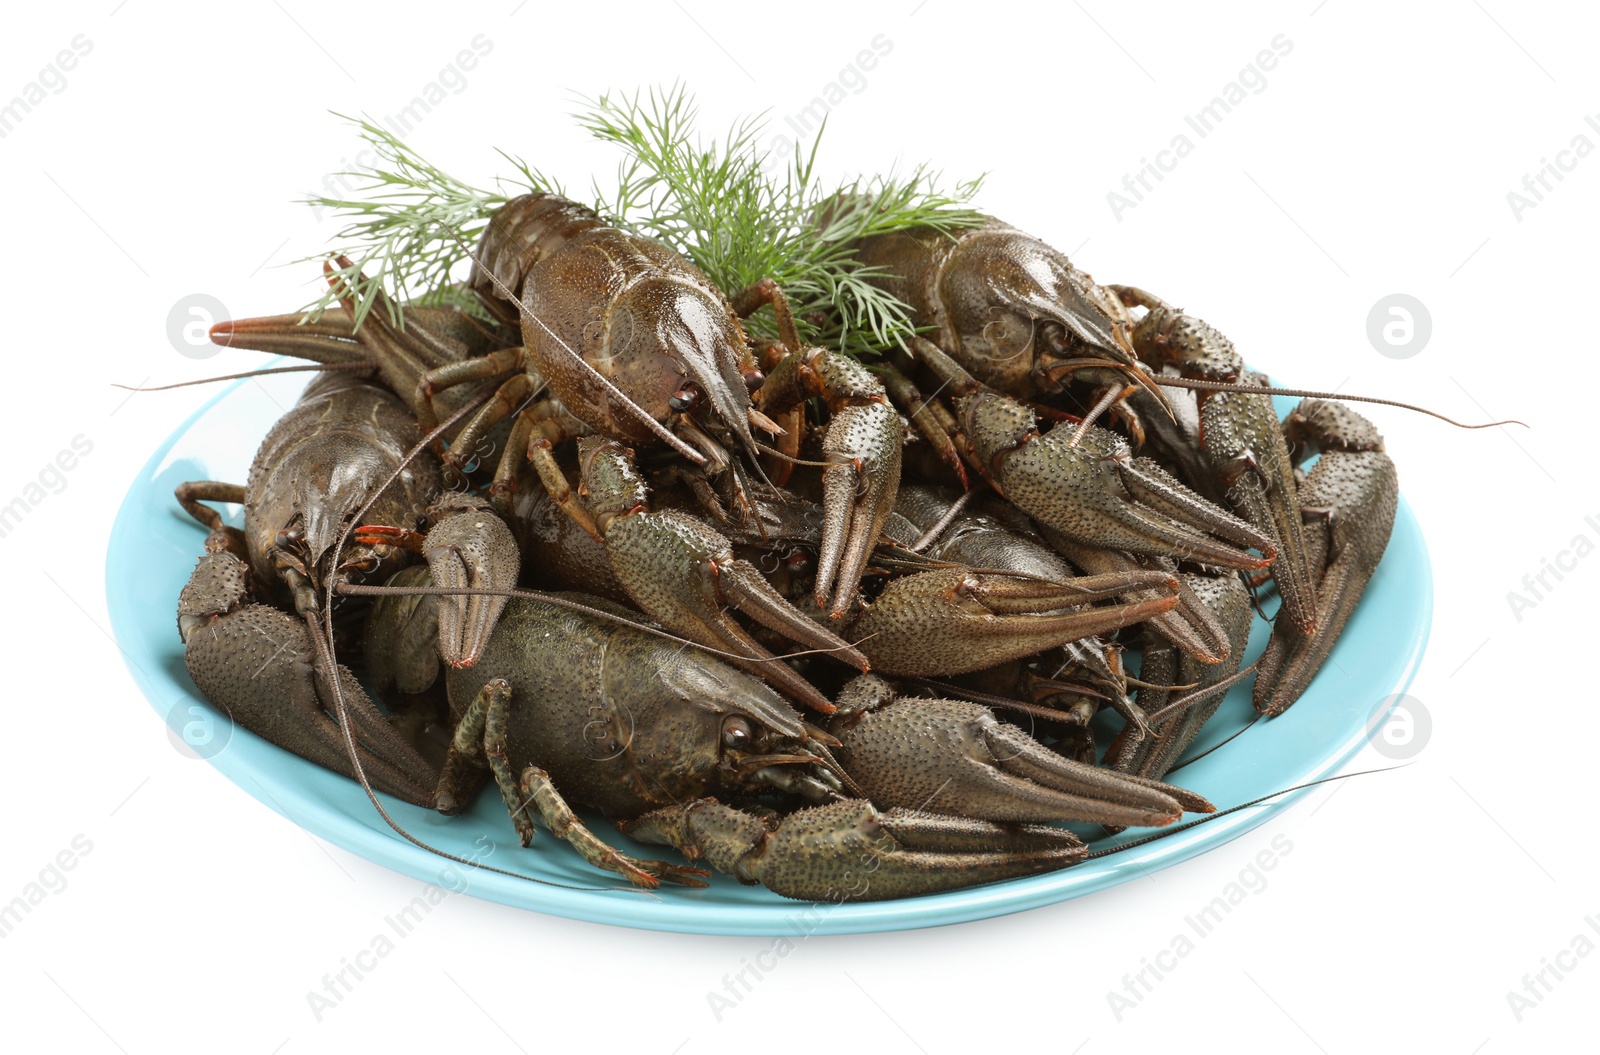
159,169,1479,903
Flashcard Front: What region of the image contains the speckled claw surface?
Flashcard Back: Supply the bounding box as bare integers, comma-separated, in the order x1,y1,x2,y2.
417,496,521,668
755,346,904,618
178,542,437,806
1254,400,1397,716
851,566,1179,677
1107,570,1254,784
578,436,866,713
1113,287,1319,635
357,495,521,670
827,684,1213,829
207,282,506,437
622,797,1084,902
815,400,903,618
1045,533,1235,665
958,390,1273,571
1195,374,1318,634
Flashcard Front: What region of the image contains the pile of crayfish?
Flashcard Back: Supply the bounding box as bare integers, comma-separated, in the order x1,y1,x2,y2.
173,192,1398,902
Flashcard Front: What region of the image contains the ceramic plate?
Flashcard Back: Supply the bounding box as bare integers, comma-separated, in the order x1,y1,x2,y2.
105,370,1431,935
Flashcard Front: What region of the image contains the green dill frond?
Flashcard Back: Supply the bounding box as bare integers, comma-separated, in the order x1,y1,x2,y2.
575,85,986,355
298,115,558,330
302,92,984,352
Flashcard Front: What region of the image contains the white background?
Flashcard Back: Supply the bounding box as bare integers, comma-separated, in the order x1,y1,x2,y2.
2,1,1594,1051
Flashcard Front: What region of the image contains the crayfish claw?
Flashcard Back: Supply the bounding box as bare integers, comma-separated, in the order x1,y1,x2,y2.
1106,571,1256,787
622,798,1084,902
578,436,866,712
851,567,1179,678
755,347,905,618
958,391,1272,572
356,497,520,670
1046,536,1234,665
828,693,1209,829
208,310,368,364
416,496,520,669
179,548,438,806
603,507,854,712
1196,372,1319,634
815,400,903,618
1123,456,1277,560
1253,401,1397,716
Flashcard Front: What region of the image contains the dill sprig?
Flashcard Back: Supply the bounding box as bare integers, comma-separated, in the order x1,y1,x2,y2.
578,85,985,354
298,114,558,329
303,90,985,352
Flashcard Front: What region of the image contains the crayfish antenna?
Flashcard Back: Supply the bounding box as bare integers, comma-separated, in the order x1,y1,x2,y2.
1150,375,1526,429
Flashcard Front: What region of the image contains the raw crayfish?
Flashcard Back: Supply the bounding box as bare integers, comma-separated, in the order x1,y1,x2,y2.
162,179,1434,903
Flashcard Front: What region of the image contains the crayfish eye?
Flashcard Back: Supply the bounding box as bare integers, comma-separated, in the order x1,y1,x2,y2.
721,715,753,748
669,381,702,414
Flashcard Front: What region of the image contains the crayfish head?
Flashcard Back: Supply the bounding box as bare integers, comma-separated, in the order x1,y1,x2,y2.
619,647,848,804
255,468,428,615
601,276,764,467
938,225,1134,396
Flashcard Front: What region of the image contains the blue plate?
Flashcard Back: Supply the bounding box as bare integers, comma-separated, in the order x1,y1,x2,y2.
106,372,1431,935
